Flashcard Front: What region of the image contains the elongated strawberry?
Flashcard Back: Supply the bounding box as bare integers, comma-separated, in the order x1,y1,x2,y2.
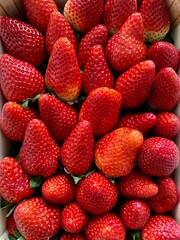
59,233,86,240
19,119,60,177
115,60,155,108
0,54,45,102
45,37,82,102
105,13,147,72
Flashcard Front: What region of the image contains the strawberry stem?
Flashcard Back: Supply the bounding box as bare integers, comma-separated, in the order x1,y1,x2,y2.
131,231,142,240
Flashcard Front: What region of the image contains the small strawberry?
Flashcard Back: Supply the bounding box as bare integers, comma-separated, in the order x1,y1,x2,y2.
115,60,155,109
59,233,86,240
85,212,126,240
77,24,108,69
103,0,138,34
14,197,61,240
0,54,45,102
19,119,60,177
82,45,114,95
7,214,18,237
137,136,179,176
79,87,122,136
117,168,158,198
45,37,82,102
42,173,76,205
61,202,89,233
120,199,150,229
0,157,34,203
61,121,94,175
63,0,104,32
105,13,147,72
76,171,118,215
140,0,170,43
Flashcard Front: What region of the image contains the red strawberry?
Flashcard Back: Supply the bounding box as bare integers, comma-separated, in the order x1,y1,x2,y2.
61,121,94,175
7,214,18,236
14,197,61,240
77,24,108,69
140,0,170,43
147,177,179,213
61,202,89,233
0,101,38,142
117,168,158,198
0,157,34,203
105,13,147,72
23,0,58,32
141,215,180,240
38,94,78,142
85,212,126,240
0,54,45,102
63,0,104,33
115,60,155,109
46,10,77,54
148,67,180,111
19,119,60,177
79,87,122,136
103,0,137,34
117,112,157,135
137,136,179,176
82,45,114,95
95,128,144,177
147,41,180,72
59,233,86,240
76,171,118,215
42,173,76,205
45,37,82,102
120,199,150,229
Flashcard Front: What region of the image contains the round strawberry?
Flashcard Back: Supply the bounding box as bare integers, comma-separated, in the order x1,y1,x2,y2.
59,233,86,240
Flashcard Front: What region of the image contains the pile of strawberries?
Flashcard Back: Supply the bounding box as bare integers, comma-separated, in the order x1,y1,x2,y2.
0,0,180,239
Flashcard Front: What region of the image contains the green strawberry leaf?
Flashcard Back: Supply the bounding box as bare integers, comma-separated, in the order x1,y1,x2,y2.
22,100,29,109
50,234,59,240
14,231,22,238
31,94,41,103
6,204,17,217
30,176,44,188
131,231,142,240
8,235,17,240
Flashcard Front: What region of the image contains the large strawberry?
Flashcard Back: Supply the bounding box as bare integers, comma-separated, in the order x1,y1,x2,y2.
0,54,45,102
14,197,61,240
105,13,147,72
115,60,155,108
19,119,60,177
45,37,82,102
95,128,144,177
79,87,122,136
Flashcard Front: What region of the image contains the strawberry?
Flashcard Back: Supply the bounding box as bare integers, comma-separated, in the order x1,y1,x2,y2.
147,177,179,213
147,41,180,72
120,199,150,229
61,201,89,233
82,45,114,95
79,87,122,136
0,157,34,203
140,0,170,43
95,128,144,177
148,67,180,111
152,112,180,139
116,112,157,135
103,0,138,34
76,171,118,215
77,24,108,69
42,173,76,205
137,136,179,176
141,215,180,240
63,0,104,33
38,94,78,142
117,168,158,198
14,196,61,240
0,54,45,102
85,212,126,240
115,60,155,109
23,0,58,32
105,13,147,72
7,214,18,237
59,233,86,240
45,37,82,102
19,119,60,177
61,121,94,175
46,10,77,54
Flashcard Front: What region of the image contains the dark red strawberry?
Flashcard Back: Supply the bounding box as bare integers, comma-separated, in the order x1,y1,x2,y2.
59,233,86,240
7,214,18,236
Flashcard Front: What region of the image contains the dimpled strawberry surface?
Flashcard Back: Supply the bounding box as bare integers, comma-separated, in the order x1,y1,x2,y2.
0,0,180,239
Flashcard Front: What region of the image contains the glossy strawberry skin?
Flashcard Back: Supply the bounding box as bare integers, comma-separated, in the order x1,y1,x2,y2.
0,54,45,102
0,157,34,203
7,214,18,236
59,233,86,240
